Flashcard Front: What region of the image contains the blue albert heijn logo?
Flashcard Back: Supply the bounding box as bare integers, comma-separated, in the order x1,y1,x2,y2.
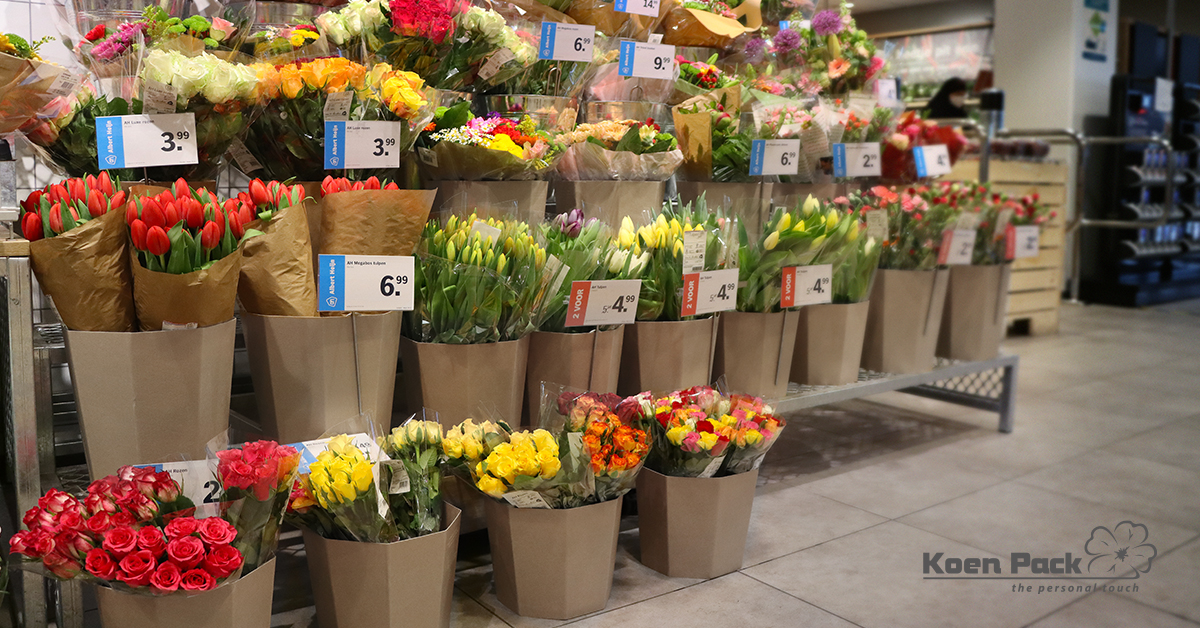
618,41,636,76
96,116,125,170
780,21,789,30
538,22,556,60
614,0,630,11
318,254,346,312
748,139,767,176
324,120,346,169
913,146,929,178
832,143,847,177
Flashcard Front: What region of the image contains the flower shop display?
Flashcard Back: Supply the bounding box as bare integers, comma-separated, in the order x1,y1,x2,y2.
672,87,752,183
880,110,968,183
212,439,302,572
19,81,139,179
672,54,738,104
289,429,461,628
631,387,786,578
659,0,747,50
9,465,277,628
790,4,885,96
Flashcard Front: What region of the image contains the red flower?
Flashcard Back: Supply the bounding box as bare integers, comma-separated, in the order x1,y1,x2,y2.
85,512,113,536
84,24,105,41
163,201,180,229
166,535,205,569
137,526,167,555
229,211,244,239
146,226,170,256
87,189,106,217
102,526,138,559
129,219,148,251
151,561,182,592
44,549,82,579
21,212,43,241
198,518,237,547
55,529,94,561
180,568,216,591
388,0,455,43
200,221,221,249
47,183,68,204
55,510,85,533
249,179,271,207
202,544,244,579
110,511,136,527
48,205,64,234
165,516,200,539
141,198,165,230
116,549,157,588
9,529,47,558
85,548,118,580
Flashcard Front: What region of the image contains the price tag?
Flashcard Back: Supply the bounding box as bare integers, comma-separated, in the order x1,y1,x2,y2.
564,280,641,326
141,79,177,114
683,229,706,272
648,33,663,44
478,48,515,81
614,0,659,17
1155,78,1174,113
866,209,889,242
874,78,899,106
318,254,415,312
324,91,352,121
538,22,594,62
133,460,219,507
324,121,401,169
681,268,738,316
418,147,439,168
832,143,882,177
227,137,263,173
1010,225,1040,258
96,114,198,170
749,139,801,176
469,220,503,243
913,144,952,177
955,212,979,230
937,229,976,265
382,460,411,494
503,490,552,509
781,264,833,307
698,455,725,478
45,70,82,98
617,41,675,80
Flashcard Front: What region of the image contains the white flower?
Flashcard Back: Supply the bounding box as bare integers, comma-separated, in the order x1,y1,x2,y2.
316,12,348,45
170,52,209,101
142,49,174,86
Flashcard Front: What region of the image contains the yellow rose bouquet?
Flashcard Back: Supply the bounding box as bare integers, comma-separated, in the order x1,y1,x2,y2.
297,434,395,542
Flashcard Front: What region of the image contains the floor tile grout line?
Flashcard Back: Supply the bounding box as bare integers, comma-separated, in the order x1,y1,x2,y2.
556,577,724,627
1010,464,1200,528
1017,589,1104,628
740,519,892,571
738,571,870,628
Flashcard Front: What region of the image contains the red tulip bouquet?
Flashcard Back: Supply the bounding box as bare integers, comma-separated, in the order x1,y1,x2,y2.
17,173,138,331
212,440,301,572
234,178,321,317
8,467,251,594
316,175,435,262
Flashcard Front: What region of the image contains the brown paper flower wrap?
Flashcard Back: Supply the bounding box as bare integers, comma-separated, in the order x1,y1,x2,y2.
421,142,548,182
131,249,242,331
238,203,319,317
672,86,741,181
567,0,667,37
660,2,747,50
0,55,74,134
319,189,437,257
29,207,137,332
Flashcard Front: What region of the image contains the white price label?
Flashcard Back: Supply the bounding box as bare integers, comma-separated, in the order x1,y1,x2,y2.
866,210,889,243
503,490,552,509
564,280,641,326
617,41,675,80
141,79,177,114
382,460,411,494
698,455,725,478
134,460,219,507
469,220,503,243
938,229,977,265
227,137,263,173
325,121,401,169
478,48,515,81
832,143,882,177
96,114,198,169
418,147,439,168
782,264,833,307
324,91,352,121
681,268,738,316
538,22,594,62
1155,78,1174,113
614,0,659,17
45,70,82,98
683,229,706,273
1012,225,1040,258
914,144,952,177
749,139,801,176
318,254,415,312
874,78,899,106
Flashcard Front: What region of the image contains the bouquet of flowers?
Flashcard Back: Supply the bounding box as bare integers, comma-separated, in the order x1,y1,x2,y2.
9,467,248,593
360,0,459,81
289,434,393,542
827,196,881,303
533,209,613,332
558,392,650,502
407,213,560,343
19,81,139,179
417,1,536,92
793,3,885,96
716,394,786,474
0,33,81,135
735,195,841,312
860,185,956,270
553,118,682,180
660,0,746,49
213,440,301,572
840,105,893,143
673,88,752,182
880,110,968,183
313,0,386,61
19,173,126,242
417,101,563,180
240,25,324,60
378,418,446,538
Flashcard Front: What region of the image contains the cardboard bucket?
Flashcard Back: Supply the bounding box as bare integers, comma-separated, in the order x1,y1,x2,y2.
618,318,718,396
485,497,622,620
712,310,800,400
861,269,949,375
97,558,275,628
242,311,403,443
66,320,235,476
398,336,530,427
525,328,624,424
792,301,870,386
636,468,758,578
304,504,462,628
551,181,665,225
937,264,1013,362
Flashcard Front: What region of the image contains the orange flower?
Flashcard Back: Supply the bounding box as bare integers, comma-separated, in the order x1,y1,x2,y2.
828,58,851,79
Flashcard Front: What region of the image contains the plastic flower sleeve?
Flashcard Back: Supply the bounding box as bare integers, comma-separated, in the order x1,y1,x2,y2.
533,210,613,332
416,102,566,181
407,0,538,93
377,410,446,539
361,0,460,82
207,432,301,572
585,57,677,103
717,394,787,475
487,0,610,99
552,120,683,181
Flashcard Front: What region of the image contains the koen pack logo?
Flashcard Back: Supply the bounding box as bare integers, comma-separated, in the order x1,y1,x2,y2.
923,522,1156,595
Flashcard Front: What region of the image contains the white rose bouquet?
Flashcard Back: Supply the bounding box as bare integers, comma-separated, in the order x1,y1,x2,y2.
314,0,387,60
420,3,535,92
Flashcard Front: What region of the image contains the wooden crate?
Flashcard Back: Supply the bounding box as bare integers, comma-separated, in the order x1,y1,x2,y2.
947,159,1068,335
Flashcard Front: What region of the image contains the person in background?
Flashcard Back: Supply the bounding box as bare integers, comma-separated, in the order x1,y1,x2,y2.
925,77,969,119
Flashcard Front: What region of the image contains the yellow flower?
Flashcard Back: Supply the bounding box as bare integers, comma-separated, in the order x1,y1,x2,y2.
477,474,507,497
764,231,780,250
802,195,820,216
848,220,859,242
744,430,765,446
666,425,689,446
539,454,561,479
532,429,557,453
698,432,719,450
487,134,525,158
332,479,356,502
826,210,839,230
463,436,482,460
351,462,373,493
777,212,792,232
443,437,464,459
488,454,517,483
516,454,540,478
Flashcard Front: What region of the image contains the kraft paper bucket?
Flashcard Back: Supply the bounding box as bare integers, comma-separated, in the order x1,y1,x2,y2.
937,264,1013,362
486,497,622,620
398,336,530,427
861,269,949,374
618,318,718,396
525,328,624,424
304,504,461,628
792,301,870,386
242,311,403,443
66,320,235,476
636,468,758,579
712,310,800,400
97,558,275,628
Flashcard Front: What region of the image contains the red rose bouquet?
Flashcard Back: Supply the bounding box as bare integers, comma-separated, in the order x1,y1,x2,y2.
880,110,967,183
213,440,301,572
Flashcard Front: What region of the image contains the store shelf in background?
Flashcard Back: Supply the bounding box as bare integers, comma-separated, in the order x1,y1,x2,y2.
947,159,1069,335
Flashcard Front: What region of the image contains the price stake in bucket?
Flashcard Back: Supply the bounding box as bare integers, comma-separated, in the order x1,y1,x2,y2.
617,41,675,80
96,114,198,169
832,143,882,177
538,22,594,62
749,139,801,176
318,254,415,312
681,268,738,316
913,144,952,177
133,461,219,507
1007,224,1040,259
614,0,658,16
324,121,402,169
564,280,641,326
937,229,977,265
781,265,833,307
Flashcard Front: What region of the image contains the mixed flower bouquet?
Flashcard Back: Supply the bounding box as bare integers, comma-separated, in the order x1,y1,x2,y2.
19,82,139,179
417,101,563,180
9,467,248,593
914,181,1055,266
0,33,79,135
213,440,301,572
553,118,682,180
857,184,956,270
407,213,559,343
675,54,739,101
673,89,752,182
792,3,885,95
881,110,968,183
420,2,536,92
